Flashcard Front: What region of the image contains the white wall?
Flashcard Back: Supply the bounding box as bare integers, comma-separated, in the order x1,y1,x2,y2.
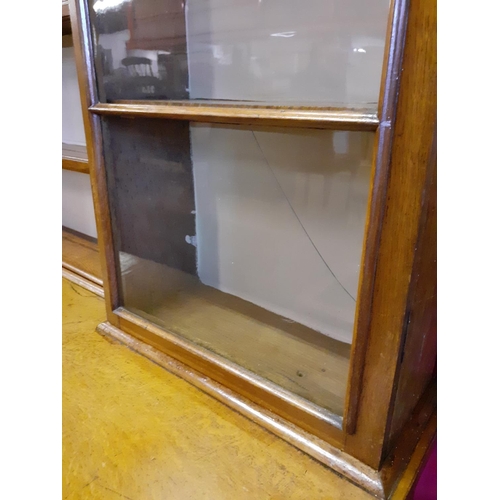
62,46,86,145
62,170,98,238
62,44,97,238
191,125,372,343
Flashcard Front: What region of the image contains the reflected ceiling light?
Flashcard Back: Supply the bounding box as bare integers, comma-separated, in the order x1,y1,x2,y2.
94,0,130,13
270,32,296,38
353,48,367,53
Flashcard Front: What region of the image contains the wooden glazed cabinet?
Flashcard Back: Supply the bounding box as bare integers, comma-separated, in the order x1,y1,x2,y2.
68,0,436,497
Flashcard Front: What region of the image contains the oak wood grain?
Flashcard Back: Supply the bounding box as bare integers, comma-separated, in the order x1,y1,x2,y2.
90,102,379,131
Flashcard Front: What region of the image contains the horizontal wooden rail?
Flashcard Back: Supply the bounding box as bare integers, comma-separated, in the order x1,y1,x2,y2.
62,143,89,174
90,102,379,131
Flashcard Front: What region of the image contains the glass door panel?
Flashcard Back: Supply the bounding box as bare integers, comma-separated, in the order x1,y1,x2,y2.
102,115,374,416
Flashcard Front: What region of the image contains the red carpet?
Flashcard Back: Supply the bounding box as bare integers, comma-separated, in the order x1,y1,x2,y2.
411,439,437,500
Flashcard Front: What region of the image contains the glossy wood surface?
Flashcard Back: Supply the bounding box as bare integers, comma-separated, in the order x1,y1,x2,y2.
344,0,437,468
63,268,105,298
62,143,89,173
344,0,410,435
63,278,374,500
116,310,346,450
90,102,379,131
62,227,104,297
106,314,436,499
385,130,436,454
62,227,103,286
63,278,434,499
100,320,385,497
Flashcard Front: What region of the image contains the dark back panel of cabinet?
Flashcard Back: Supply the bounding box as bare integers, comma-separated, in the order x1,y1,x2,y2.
102,116,197,276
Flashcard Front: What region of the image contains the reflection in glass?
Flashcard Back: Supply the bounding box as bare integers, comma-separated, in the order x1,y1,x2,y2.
91,0,391,105
103,116,373,415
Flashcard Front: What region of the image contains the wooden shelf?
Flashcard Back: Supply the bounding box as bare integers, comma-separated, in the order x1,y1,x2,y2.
62,227,103,296
62,143,89,174
118,252,350,417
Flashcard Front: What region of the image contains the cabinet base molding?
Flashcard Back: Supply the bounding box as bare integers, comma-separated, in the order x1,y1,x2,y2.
96,320,436,499
62,268,104,298
62,228,104,297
